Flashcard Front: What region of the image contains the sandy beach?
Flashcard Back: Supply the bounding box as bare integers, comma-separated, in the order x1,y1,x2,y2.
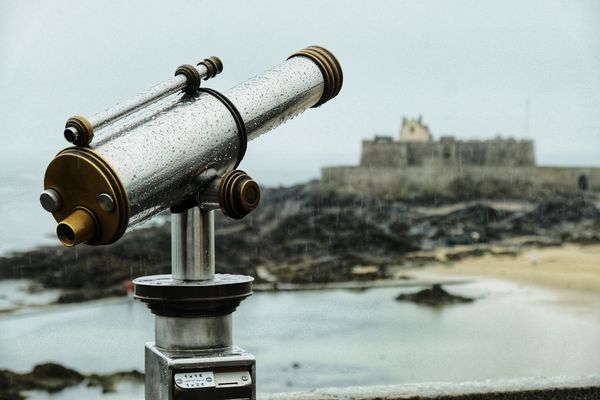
432,244,600,293
411,244,600,322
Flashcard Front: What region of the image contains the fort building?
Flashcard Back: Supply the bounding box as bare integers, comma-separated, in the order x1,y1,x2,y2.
322,117,599,199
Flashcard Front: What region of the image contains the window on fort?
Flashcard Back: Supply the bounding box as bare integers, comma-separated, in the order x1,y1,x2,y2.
578,175,588,191
443,146,451,159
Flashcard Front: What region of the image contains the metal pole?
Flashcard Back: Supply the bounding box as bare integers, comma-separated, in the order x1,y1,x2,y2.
171,207,215,281
155,314,232,350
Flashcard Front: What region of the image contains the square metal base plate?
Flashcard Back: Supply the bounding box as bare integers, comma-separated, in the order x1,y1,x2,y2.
145,342,256,400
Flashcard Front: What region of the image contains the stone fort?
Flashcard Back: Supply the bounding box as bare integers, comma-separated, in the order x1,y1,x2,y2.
322,117,598,199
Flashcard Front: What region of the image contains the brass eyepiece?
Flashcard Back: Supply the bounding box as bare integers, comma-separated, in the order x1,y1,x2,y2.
56,208,98,247
64,115,94,146
218,170,261,219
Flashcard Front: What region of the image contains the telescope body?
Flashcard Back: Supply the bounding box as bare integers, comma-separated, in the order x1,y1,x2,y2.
96,56,323,224
43,46,342,246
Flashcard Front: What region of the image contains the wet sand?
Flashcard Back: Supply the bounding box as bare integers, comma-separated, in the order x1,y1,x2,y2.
433,244,600,293
417,244,600,321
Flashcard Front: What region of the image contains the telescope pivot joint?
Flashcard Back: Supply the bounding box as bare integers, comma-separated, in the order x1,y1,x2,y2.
171,170,261,220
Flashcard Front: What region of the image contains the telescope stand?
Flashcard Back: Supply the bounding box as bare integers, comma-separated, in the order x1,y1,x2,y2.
134,207,255,400
40,44,342,399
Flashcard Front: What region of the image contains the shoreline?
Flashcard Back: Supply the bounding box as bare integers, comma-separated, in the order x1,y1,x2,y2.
253,277,471,292
2,243,599,315
3,255,600,399
411,243,600,322
2,193,599,308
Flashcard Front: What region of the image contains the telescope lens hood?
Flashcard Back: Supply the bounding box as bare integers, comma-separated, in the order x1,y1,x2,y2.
288,45,343,107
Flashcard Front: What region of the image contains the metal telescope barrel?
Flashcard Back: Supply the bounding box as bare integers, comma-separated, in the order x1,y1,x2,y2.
64,57,223,146
42,45,342,247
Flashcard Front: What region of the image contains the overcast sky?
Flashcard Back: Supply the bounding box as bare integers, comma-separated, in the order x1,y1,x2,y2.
1,0,599,186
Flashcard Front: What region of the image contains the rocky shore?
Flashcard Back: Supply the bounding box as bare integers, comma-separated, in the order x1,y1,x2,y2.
0,182,598,303
0,363,143,400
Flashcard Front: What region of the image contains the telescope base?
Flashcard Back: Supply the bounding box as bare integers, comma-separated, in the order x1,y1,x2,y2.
133,273,253,317
145,342,256,400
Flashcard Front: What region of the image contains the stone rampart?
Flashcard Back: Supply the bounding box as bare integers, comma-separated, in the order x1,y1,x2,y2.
321,165,600,199
360,138,535,169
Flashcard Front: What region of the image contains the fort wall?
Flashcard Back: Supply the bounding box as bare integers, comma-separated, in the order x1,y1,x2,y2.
321,165,600,199
360,138,535,168
360,139,408,167
332,117,596,199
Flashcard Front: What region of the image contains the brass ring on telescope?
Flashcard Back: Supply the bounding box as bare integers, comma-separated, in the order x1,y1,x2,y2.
175,64,202,95
304,48,335,104
218,170,261,220
288,45,343,107
65,115,94,147
44,147,129,246
308,46,343,99
198,56,224,80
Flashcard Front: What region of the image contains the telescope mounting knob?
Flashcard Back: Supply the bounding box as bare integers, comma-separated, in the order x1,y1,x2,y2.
218,170,260,219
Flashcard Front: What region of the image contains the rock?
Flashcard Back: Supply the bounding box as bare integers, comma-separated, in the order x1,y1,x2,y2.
24,363,84,393
27,363,83,380
395,284,474,306
424,204,511,245
56,287,125,304
509,197,600,234
0,370,21,400
0,364,143,399
0,183,599,304
443,247,488,262
87,370,144,393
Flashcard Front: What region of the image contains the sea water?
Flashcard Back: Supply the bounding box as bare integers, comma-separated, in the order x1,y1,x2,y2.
1,280,599,395
0,160,165,255
0,159,57,255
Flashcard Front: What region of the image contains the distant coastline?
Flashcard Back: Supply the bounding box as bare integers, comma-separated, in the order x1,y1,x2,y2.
1,182,598,307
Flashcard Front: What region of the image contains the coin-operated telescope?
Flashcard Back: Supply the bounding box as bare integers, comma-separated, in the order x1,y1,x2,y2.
40,46,342,400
